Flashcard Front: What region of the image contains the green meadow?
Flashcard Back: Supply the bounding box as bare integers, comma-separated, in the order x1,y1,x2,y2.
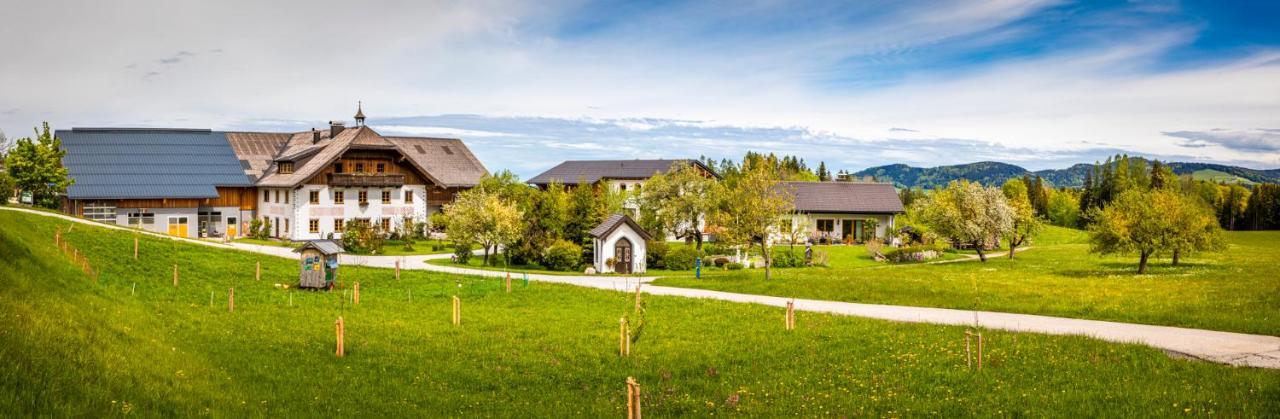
1,210,1277,416
654,226,1280,335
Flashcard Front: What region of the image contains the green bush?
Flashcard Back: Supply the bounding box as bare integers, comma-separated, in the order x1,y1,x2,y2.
543,239,583,271
664,246,705,271
883,242,950,263
726,262,744,270
771,248,805,268
453,242,473,264
712,256,730,267
646,240,668,269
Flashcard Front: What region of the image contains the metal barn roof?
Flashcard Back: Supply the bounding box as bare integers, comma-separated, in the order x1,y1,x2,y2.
58,128,252,199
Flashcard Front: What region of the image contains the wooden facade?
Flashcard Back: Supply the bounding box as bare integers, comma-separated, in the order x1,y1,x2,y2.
304,150,427,186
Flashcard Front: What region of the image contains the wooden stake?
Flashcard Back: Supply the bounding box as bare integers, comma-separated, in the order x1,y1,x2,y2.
134,237,138,260
228,288,235,312
965,331,974,369
634,285,642,313
977,332,984,370
172,265,178,287
626,377,642,419
505,272,512,293
335,317,345,357
395,260,401,280
255,261,261,281
785,299,796,331
353,282,360,305
619,316,630,357
454,296,462,324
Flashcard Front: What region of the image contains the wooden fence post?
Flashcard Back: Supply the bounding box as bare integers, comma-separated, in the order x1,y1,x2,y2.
454,296,462,325
977,332,984,370
255,261,261,281
335,317,345,357
173,265,178,287
626,377,641,419
228,288,235,312
395,260,401,280
619,316,630,357
134,237,138,260
353,282,360,305
785,299,796,331
505,272,512,293
965,331,973,369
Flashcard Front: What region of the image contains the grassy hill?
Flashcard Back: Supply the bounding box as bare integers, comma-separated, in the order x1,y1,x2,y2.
1,211,1278,416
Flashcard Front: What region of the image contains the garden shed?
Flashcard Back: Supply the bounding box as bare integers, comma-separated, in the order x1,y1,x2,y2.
589,214,652,274
294,240,344,289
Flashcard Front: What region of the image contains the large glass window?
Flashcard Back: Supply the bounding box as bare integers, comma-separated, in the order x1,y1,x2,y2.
83,201,116,222
816,219,834,232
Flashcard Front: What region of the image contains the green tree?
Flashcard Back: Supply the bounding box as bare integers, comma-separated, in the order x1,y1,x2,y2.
1002,179,1043,259
443,188,524,265
636,161,718,249
1218,184,1249,231
5,123,72,208
0,130,15,204
711,164,794,280
816,161,831,181
1089,189,1223,273
917,180,1014,262
1046,188,1081,227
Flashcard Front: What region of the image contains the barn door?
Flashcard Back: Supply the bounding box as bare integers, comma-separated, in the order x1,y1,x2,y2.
615,238,632,274
168,216,188,237
227,217,238,237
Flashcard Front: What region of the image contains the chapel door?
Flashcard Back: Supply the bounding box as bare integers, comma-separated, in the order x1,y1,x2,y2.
615,238,632,274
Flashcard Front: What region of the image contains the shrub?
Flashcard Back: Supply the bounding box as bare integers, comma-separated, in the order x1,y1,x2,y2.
811,250,829,267
646,240,668,269
664,246,705,271
543,239,583,271
770,248,804,268
883,242,950,263
712,256,731,267
453,242,473,264
726,262,744,270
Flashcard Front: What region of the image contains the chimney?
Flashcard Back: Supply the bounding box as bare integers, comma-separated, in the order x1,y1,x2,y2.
311,128,320,144
329,121,346,138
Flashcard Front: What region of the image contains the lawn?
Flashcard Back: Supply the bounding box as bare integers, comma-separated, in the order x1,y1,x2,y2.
654,226,1280,335
2,210,1278,416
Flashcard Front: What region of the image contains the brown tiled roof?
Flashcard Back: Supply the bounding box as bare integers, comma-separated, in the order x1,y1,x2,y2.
225,132,291,181
589,214,654,240
780,181,904,214
254,127,364,187
527,159,718,185
384,137,488,188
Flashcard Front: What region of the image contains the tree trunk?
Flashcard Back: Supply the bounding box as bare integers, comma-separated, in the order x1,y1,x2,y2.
694,228,704,251
974,240,987,262
1172,249,1180,266
1008,237,1021,259
760,241,772,281
483,245,491,266
1138,250,1150,274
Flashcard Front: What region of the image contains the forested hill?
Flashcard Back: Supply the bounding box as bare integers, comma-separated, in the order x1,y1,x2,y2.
854,160,1280,189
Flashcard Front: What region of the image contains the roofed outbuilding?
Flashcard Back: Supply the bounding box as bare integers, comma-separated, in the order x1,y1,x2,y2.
528,159,718,186
58,128,252,199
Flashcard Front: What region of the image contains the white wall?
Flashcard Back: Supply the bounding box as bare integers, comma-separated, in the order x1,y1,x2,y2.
775,213,896,243
593,226,648,274
289,184,428,241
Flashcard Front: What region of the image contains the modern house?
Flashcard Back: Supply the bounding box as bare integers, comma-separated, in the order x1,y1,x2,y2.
776,181,904,244
58,106,487,240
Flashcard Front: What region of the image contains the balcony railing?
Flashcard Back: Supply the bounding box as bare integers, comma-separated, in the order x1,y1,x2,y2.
328,173,405,187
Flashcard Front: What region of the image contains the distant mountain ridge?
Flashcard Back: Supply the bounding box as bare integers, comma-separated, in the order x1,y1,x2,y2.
854,160,1280,189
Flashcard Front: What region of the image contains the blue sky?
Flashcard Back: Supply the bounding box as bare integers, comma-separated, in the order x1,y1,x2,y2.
1,0,1278,178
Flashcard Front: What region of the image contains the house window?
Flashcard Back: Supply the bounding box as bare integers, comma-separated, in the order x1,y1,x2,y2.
309,190,319,204
358,190,369,205
376,163,385,173
279,162,294,174
381,190,391,204
334,190,344,204
817,219,834,232
83,201,116,222
274,190,280,203
309,219,319,233
334,219,344,232
404,189,413,203
380,218,391,232
355,163,365,173
127,212,155,226
283,191,289,204
263,190,271,202
334,162,344,173
619,183,627,191
284,219,289,234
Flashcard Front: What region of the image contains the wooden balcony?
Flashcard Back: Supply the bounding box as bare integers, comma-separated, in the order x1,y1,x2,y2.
328,173,405,187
